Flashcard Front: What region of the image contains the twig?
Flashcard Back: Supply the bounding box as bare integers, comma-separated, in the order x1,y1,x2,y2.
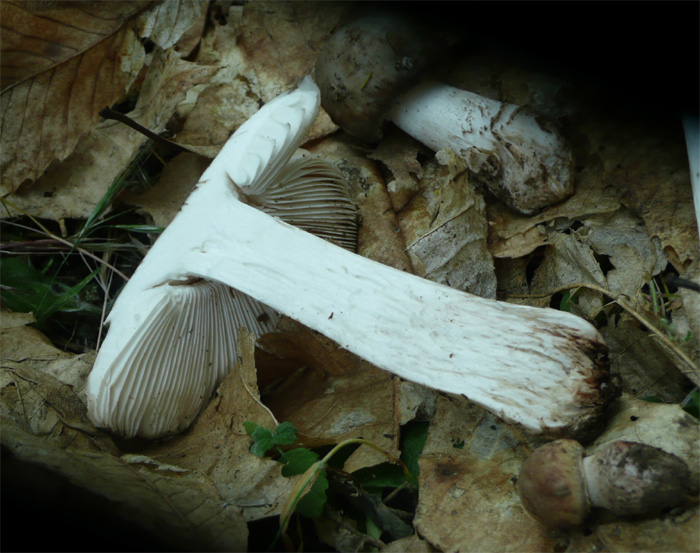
509,283,699,386
99,106,191,154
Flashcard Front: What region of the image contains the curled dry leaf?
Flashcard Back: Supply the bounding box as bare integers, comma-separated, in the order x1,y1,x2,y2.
397,148,496,298
172,1,349,154
0,1,150,193
529,208,667,319
136,0,206,50
487,167,621,260
367,130,425,212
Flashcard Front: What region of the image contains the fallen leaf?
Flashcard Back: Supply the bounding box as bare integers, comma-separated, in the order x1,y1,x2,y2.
4,48,217,221
487,166,621,260
368,130,425,212
397,148,496,298
0,1,147,90
121,151,211,228
1,311,64,359
591,118,698,269
413,395,559,553
172,1,348,154
596,504,699,553
136,0,205,50
262,360,398,473
0,363,117,454
0,1,150,193
599,318,691,402
1,422,247,551
529,208,667,318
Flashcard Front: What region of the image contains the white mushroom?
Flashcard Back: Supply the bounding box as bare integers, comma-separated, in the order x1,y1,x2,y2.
87,76,614,440
314,14,575,215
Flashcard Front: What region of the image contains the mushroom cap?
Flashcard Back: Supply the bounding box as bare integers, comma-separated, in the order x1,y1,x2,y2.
315,14,446,143
517,439,590,527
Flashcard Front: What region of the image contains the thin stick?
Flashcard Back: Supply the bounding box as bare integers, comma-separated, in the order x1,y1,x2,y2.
509,283,699,385
99,107,191,154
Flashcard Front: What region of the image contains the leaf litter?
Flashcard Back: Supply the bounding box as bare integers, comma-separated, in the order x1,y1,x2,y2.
1,2,699,551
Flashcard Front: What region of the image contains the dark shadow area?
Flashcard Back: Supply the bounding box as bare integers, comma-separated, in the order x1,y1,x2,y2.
1,446,177,552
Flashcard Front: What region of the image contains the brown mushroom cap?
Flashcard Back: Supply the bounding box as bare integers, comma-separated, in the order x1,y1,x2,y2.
314,14,446,143
517,439,590,527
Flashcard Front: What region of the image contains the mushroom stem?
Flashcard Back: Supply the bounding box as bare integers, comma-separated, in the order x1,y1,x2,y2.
313,14,575,214
386,79,574,214
581,441,691,516
88,76,613,440
124,179,611,439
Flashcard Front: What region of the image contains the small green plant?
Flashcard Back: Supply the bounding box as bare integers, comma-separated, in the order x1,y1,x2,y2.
681,388,699,419
645,276,693,343
244,420,426,550
641,389,699,419
0,141,167,349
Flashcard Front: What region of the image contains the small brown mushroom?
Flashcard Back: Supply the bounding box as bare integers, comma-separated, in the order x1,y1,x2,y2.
517,439,693,528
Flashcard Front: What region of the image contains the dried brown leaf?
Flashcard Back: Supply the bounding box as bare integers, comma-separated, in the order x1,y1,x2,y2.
595,505,699,553
136,0,206,50
172,1,349,153
599,318,690,402
121,151,210,228
262,359,398,473
0,1,147,91
590,120,699,269
368,130,424,212
0,2,150,193
398,148,496,298
4,48,216,221
530,208,667,318
414,396,558,553
1,422,247,551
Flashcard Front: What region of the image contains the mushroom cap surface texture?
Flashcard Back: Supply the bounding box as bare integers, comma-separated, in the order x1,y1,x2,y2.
314,14,445,142
517,439,590,527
